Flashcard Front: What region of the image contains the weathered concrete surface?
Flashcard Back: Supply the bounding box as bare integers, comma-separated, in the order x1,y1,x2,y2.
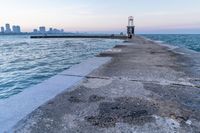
13,36,200,133
0,57,111,132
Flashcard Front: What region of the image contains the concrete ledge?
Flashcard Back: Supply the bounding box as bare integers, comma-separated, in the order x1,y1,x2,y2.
0,57,111,132
59,57,111,76
30,35,127,39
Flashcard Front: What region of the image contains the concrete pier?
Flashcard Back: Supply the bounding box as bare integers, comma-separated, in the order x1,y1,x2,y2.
10,36,200,132
30,35,127,39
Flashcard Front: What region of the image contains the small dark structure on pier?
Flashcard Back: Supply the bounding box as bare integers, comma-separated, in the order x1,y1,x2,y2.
127,16,135,38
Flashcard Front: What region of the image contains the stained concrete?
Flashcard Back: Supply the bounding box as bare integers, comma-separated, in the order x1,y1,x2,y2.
0,57,111,132
12,36,200,133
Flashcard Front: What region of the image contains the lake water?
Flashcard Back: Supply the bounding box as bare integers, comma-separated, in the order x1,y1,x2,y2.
0,35,122,99
1,34,200,99
143,34,200,52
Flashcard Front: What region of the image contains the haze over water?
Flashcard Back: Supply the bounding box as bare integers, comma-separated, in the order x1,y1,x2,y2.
0,0,200,34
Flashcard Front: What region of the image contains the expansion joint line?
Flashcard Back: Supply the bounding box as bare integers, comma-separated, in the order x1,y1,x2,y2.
130,79,200,88
59,74,200,88
59,74,109,80
59,74,85,78
193,78,200,81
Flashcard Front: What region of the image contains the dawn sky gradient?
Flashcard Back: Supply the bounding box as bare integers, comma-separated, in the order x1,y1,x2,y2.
0,0,200,33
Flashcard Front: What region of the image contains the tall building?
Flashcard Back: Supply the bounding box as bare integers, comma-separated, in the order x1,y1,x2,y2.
39,26,46,33
33,29,38,33
5,23,11,33
1,27,4,33
12,25,21,33
49,28,53,33
16,26,21,33
12,26,16,33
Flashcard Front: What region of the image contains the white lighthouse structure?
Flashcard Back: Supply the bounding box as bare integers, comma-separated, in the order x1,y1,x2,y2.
127,16,135,38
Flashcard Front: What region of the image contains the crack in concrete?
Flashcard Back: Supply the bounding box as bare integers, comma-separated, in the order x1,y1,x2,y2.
59,74,85,78
193,78,200,81
59,74,110,79
59,74,200,89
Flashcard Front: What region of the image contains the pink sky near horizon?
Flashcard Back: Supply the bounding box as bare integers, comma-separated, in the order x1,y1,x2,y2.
0,0,200,33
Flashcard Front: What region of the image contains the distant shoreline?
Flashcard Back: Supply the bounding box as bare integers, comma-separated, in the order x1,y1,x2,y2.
0,32,75,36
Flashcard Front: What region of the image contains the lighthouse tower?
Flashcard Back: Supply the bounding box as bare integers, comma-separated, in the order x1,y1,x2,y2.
127,16,135,38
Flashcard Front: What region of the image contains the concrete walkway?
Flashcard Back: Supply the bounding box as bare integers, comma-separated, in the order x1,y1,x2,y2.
13,36,200,133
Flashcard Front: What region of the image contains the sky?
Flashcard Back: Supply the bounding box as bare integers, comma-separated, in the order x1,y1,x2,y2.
0,0,200,34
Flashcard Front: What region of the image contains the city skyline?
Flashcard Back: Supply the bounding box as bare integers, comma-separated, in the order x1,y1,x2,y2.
0,23,21,34
0,23,65,34
0,0,200,34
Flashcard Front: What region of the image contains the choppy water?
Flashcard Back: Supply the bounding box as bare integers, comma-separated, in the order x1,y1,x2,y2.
0,35,122,99
143,34,200,52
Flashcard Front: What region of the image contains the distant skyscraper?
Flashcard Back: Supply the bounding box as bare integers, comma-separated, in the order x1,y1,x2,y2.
32,26,65,34
39,26,46,33
1,27,4,33
33,29,38,33
12,25,21,33
5,23,11,33
16,26,21,33
12,26,16,32
53,28,58,33
49,28,53,33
